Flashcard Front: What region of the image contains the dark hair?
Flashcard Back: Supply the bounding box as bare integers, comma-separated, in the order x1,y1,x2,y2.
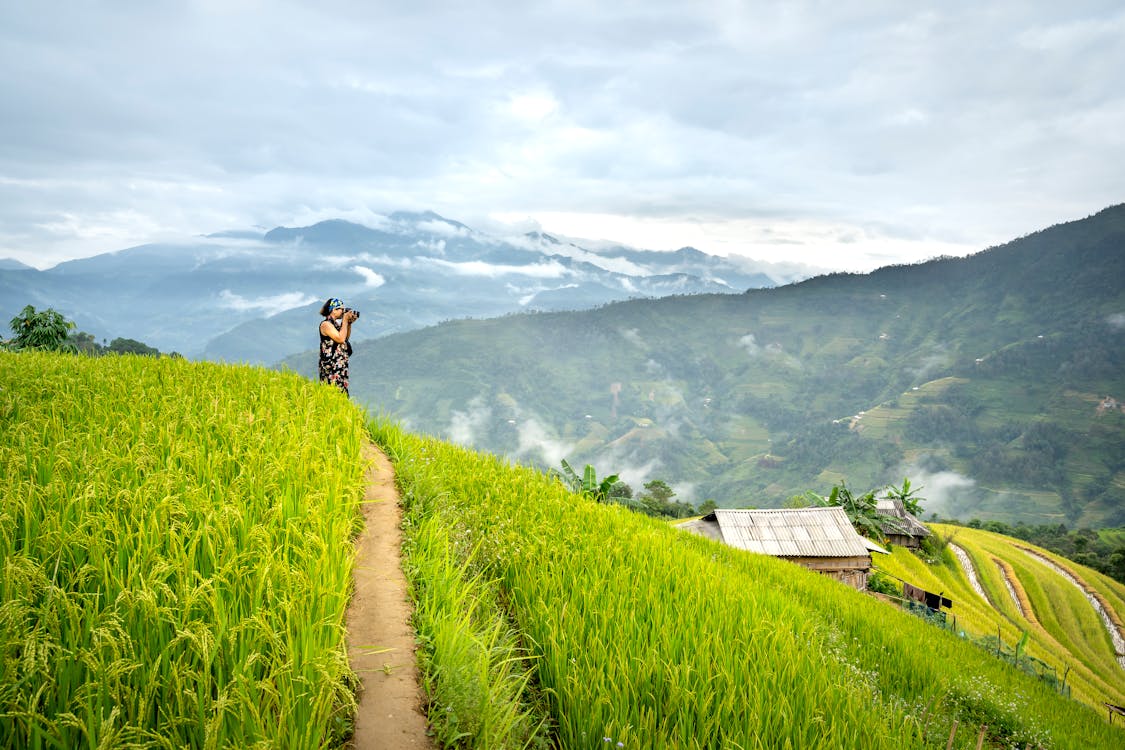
319,298,335,317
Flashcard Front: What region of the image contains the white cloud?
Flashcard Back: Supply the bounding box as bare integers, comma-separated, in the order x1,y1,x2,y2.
1,3,1122,271
447,397,492,446
352,265,386,288
506,92,559,122
1107,312,1125,329
218,289,315,317
738,333,760,356
619,328,646,348
895,459,978,519
425,257,571,279
515,417,574,468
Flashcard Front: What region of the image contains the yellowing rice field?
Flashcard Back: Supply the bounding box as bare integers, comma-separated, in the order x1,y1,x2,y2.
0,352,367,748
373,418,1125,749
4,350,1125,749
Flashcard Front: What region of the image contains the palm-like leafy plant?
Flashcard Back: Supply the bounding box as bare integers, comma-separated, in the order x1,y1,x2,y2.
551,459,619,503
818,482,908,544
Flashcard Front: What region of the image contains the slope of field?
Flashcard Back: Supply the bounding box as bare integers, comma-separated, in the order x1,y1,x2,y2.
372,417,1125,749
878,526,1125,715
0,352,368,748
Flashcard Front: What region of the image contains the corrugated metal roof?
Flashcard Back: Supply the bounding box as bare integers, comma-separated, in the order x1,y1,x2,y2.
708,506,877,558
876,498,931,537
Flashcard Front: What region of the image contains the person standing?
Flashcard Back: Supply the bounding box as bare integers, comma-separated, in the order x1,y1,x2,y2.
318,298,358,395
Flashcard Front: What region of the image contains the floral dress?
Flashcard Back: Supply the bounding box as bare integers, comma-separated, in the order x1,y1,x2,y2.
318,317,350,395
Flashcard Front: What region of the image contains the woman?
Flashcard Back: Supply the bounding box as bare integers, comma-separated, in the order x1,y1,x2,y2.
318,297,358,395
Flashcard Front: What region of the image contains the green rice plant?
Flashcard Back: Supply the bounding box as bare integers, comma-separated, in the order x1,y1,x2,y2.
403,514,547,748
0,351,368,748
371,416,1125,749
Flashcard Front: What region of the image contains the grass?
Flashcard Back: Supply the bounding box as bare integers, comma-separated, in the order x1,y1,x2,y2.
371,416,1125,749
0,351,368,748
6,350,1125,749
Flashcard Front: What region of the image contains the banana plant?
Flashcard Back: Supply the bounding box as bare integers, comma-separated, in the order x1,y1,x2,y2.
552,459,620,504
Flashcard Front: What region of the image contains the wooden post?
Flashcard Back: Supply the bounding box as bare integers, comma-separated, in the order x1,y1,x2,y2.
921,692,944,742
975,724,987,749
946,720,959,750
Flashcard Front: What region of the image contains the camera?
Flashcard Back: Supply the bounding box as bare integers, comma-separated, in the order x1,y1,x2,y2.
343,307,360,319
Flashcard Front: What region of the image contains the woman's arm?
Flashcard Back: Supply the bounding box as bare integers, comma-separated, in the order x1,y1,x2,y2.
320,319,350,344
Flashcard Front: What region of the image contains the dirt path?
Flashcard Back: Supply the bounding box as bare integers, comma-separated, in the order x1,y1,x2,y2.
345,443,434,749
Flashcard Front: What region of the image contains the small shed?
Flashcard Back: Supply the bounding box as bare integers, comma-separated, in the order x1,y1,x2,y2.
875,498,931,549
678,506,888,590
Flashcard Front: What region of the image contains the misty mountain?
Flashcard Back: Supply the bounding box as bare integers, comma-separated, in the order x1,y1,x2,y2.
0,211,811,360
280,204,1125,527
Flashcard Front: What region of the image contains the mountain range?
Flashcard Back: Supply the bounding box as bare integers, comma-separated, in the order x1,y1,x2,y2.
279,205,1125,527
0,211,814,362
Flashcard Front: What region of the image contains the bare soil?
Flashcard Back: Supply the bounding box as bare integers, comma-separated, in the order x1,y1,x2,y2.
345,443,434,749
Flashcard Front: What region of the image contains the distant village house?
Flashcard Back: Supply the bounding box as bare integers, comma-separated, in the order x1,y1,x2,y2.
678,506,888,591
875,498,931,550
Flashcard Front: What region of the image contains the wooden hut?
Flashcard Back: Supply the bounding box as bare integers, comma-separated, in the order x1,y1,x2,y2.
875,498,931,549
678,506,888,590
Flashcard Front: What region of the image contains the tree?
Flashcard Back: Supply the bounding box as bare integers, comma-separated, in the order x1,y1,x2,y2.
883,477,925,516
635,480,696,519
107,337,159,356
697,499,718,515
6,305,76,352
552,459,620,503
817,482,906,544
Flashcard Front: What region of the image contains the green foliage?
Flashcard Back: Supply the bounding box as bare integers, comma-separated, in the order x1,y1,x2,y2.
402,506,548,748
867,571,901,596
6,304,75,351
106,336,160,356
371,418,1124,749
0,351,367,747
884,477,925,516
943,517,1125,586
291,206,1125,526
633,479,696,519
64,330,166,357
551,459,620,504
817,481,904,543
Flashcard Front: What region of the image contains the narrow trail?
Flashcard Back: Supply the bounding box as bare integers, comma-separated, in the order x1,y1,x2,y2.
345,443,434,749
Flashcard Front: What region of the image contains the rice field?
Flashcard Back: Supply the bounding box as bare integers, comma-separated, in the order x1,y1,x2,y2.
6,349,1125,749
0,351,368,748
372,417,1125,749
877,525,1125,713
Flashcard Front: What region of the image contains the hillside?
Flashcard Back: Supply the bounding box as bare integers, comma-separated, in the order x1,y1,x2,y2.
3,351,1124,748
369,415,1125,748
283,204,1125,526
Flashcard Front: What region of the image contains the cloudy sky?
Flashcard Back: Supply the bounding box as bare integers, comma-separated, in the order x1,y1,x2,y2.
2,1,1122,271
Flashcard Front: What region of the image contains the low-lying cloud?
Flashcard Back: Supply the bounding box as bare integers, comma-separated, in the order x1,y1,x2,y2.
515,416,574,468
447,396,492,446
894,457,978,519
427,257,571,279
218,290,316,317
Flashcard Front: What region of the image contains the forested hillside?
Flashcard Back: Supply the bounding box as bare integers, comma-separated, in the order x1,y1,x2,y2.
283,204,1125,526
